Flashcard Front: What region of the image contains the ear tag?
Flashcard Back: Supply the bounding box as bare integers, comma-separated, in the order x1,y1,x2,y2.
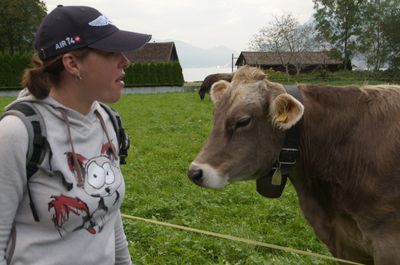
276,112,288,123
271,169,282,186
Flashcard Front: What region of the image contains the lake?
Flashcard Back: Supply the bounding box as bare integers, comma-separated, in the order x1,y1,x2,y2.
182,66,234,82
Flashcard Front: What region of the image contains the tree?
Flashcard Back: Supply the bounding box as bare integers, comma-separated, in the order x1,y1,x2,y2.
357,0,393,71
313,0,367,70
380,0,400,70
249,14,317,75
0,0,47,53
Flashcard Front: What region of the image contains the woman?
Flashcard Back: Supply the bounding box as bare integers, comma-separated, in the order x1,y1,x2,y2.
0,5,151,265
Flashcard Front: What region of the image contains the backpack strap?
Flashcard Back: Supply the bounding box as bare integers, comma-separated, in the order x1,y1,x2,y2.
1,102,48,221
99,103,130,164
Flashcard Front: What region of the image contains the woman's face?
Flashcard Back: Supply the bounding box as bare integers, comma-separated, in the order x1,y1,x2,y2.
78,49,130,103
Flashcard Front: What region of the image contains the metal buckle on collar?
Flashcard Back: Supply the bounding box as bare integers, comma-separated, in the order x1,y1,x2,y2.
279,148,298,165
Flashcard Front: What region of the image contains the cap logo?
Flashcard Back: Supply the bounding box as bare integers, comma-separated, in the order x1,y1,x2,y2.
55,36,81,50
88,15,113,27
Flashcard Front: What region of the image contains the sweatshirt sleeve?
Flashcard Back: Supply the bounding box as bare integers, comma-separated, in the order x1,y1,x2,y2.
115,211,133,265
0,115,28,265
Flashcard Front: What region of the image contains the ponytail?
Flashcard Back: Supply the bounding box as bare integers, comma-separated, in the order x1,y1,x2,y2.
21,48,90,99
21,53,64,99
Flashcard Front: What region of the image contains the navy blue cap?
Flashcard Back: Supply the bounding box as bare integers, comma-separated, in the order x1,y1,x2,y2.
35,5,152,60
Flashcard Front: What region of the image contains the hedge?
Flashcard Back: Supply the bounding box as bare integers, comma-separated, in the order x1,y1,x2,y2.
124,62,184,87
0,53,185,90
0,53,31,89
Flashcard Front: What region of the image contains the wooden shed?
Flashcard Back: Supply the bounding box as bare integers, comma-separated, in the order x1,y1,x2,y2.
235,51,342,74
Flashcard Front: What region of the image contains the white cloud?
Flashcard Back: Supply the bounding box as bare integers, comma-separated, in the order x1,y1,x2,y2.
42,0,314,52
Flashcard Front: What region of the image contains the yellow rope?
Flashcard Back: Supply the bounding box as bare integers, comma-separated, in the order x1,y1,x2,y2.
121,213,364,265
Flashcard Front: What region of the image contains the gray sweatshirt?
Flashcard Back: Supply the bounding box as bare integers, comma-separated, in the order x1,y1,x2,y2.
0,94,132,265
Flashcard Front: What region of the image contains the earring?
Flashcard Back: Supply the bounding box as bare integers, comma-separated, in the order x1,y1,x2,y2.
75,74,82,81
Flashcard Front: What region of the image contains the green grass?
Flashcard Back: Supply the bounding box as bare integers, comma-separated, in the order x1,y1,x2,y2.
0,93,334,264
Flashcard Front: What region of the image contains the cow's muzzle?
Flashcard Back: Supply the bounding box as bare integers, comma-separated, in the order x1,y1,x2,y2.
187,164,203,185
188,162,228,188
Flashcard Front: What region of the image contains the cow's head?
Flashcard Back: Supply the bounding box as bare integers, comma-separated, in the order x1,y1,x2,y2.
198,87,206,100
187,66,304,190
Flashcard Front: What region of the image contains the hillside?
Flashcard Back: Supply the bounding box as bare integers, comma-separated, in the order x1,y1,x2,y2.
157,39,237,68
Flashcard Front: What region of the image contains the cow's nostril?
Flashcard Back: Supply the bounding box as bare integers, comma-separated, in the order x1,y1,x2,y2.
188,167,203,183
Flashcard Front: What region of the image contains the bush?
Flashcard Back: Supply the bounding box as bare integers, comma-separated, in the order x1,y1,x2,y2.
124,62,184,87
0,52,31,89
0,53,185,90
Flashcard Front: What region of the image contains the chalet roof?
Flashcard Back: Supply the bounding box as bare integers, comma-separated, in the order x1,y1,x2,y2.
127,42,179,63
236,51,342,66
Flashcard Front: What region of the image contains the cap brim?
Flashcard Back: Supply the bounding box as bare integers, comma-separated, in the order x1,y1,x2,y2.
88,30,152,53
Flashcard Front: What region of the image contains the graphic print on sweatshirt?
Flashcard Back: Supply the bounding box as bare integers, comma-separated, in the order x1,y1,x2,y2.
48,142,122,237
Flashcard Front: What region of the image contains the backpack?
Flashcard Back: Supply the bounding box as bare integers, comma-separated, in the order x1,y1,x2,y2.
1,101,130,221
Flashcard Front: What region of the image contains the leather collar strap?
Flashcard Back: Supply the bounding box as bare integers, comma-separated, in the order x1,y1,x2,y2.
256,86,303,198
279,86,303,177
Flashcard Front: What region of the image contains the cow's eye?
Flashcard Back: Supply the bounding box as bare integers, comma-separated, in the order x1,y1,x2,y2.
235,116,252,130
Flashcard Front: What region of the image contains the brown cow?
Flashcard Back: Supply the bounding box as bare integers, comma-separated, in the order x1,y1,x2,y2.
198,73,233,100
188,66,400,265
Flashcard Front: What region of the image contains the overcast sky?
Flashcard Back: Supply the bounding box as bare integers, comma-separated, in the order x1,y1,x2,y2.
42,0,315,53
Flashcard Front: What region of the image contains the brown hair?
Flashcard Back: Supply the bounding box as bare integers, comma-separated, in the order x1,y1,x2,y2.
21,49,91,99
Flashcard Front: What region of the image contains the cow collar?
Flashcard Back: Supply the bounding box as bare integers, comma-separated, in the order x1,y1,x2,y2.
256,85,303,198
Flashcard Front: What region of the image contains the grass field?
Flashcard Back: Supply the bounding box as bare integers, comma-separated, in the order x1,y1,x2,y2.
0,92,336,264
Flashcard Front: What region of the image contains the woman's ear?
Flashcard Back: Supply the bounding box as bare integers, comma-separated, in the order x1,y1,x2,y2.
270,93,304,130
62,53,81,78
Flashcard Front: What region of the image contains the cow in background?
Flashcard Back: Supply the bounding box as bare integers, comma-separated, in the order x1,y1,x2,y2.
188,66,400,265
198,73,233,100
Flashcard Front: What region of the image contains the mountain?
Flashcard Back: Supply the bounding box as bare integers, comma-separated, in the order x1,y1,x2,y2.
157,39,238,68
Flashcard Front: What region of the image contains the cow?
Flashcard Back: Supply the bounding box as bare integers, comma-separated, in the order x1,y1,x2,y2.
198,73,233,100
187,65,400,265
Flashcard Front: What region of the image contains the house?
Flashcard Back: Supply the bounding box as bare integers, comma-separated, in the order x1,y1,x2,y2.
127,42,180,63
235,51,343,74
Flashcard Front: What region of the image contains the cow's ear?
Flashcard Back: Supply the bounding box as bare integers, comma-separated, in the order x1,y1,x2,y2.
270,93,304,130
210,80,230,103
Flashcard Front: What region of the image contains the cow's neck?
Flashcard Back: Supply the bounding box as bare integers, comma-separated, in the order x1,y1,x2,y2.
286,85,369,246
296,85,362,183
291,85,364,213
